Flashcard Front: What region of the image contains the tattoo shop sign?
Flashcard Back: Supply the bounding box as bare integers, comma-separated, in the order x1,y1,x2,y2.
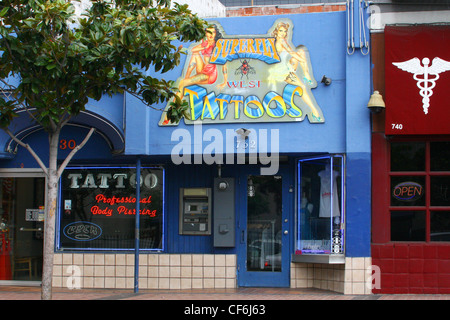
159,18,324,126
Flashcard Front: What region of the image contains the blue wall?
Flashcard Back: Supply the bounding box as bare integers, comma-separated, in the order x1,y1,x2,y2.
344,42,371,257
125,12,350,156
164,163,237,254
345,153,371,257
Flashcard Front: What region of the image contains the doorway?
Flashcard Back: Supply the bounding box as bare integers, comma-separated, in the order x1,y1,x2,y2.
237,167,292,287
0,177,45,283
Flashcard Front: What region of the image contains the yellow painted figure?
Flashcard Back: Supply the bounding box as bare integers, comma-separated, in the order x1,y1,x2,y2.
267,22,322,122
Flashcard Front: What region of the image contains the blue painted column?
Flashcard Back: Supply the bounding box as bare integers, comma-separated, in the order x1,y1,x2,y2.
345,19,372,258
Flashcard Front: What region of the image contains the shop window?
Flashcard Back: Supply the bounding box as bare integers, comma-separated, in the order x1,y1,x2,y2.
296,155,345,255
390,211,426,242
389,141,450,242
57,166,164,251
390,142,425,172
430,142,450,171
430,211,450,241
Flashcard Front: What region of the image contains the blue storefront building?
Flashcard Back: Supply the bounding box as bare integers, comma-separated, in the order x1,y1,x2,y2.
0,9,372,294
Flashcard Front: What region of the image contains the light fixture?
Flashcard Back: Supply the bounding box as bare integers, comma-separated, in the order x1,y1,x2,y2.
321,75,332,86
236,128,251,139
367,90,385,113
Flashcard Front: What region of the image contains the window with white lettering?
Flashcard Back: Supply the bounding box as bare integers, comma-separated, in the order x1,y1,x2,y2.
58,167,164,250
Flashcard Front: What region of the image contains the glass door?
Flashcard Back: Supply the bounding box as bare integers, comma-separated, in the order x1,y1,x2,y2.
0,177,45,282
247,175,282,272
237,168,291,287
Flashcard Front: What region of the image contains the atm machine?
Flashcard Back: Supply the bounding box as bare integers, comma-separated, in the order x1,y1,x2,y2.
179,188,211,235
179,179,235,247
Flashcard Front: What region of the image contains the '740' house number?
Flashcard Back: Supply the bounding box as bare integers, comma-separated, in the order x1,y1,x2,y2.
391,123,403,130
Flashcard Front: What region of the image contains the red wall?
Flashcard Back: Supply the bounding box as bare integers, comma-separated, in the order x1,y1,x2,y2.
372,243,450,294
371,134,450,294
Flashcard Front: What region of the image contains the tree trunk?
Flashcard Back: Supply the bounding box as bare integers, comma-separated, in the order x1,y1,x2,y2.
41,130,60,300
6,121,95,299
39,126,94,300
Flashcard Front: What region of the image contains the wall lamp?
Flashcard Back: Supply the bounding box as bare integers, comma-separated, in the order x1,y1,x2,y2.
321,75,332,86
236,128,251,139
367,90,385,113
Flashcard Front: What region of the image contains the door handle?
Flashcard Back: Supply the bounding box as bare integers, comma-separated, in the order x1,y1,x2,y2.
240,230,245,244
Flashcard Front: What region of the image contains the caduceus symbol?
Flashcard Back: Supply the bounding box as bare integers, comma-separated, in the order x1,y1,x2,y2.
393,57,450,114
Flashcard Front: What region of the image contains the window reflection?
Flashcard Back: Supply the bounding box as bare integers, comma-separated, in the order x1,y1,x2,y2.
430,176,450,206
247,175,282,272
430,211,450,242
430,142,450,171
390,211,425,242
390,142,425,172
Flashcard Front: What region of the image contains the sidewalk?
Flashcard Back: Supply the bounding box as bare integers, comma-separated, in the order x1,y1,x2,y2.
1,285,449,300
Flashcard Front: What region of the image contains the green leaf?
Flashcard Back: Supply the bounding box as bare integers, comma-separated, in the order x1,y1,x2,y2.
0,7,8,17
31,83,39,94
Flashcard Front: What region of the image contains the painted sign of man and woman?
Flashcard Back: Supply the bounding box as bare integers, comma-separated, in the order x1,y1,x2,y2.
159,19,324,126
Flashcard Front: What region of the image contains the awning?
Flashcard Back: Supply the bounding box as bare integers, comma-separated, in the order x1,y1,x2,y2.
0,109,125,158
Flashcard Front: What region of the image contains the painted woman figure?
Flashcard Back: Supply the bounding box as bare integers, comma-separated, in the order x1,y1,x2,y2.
268,22,322,122
161,25,228,125
177,24,228,100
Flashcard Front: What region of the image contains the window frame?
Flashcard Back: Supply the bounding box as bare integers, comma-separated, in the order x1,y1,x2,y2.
56,165,166,252
295,154,346,255
388,137,450,243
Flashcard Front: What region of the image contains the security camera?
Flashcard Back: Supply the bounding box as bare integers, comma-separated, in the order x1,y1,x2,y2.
367,91,385,114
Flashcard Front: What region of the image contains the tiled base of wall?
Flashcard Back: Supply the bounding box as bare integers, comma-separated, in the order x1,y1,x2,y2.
52,253,236,290
290,257,373,295
372,244,450,294
53,253,371,294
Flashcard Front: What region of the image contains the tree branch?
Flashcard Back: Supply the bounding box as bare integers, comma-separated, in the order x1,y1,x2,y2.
21,106,41,125
56,127,95,178
0,78,17,92
5,128,49,176
0,80,42,126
